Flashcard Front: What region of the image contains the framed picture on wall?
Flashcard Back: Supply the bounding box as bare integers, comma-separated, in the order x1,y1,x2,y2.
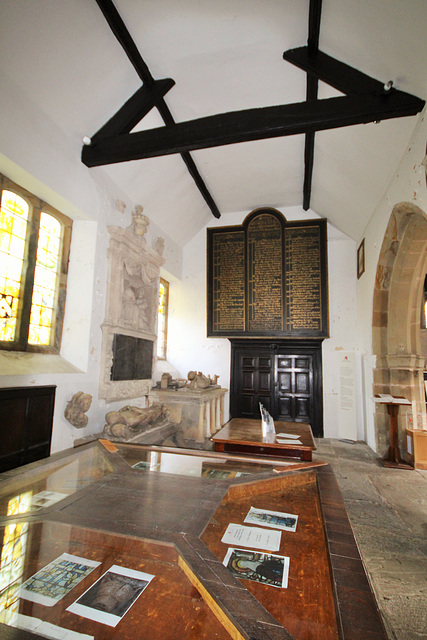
357,238,365,279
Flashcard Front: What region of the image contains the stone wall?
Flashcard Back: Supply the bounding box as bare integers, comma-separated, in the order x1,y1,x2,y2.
372,203,427,454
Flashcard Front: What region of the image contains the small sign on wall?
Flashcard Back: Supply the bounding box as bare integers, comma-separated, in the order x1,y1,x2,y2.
338,352,358,441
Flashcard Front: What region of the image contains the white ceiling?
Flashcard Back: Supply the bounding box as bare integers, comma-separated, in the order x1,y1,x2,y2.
1,0,426,246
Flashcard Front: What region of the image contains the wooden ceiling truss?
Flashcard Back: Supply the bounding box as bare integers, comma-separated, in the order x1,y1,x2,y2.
91,0,221,219
82,0,425,217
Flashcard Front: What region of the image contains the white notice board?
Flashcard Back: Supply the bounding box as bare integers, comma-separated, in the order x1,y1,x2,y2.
338,352,358,441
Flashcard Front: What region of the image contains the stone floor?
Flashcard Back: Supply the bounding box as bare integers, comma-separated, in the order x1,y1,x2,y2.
313,439,427,640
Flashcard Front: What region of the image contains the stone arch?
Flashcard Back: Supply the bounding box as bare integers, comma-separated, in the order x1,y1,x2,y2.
372,202,427,453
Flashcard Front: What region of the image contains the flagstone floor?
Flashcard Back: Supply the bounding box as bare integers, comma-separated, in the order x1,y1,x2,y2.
313,439,427,640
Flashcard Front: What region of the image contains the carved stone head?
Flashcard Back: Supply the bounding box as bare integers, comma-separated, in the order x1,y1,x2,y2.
131,205,149,238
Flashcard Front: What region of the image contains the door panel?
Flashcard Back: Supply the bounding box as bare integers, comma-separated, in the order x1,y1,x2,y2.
277,396,293,420
295,397,311,420
278,372,292,392
242,395,255,415
259,371,271,391
242,357,255,367
296,357,310,368
296,372,309,393
242,371,255,390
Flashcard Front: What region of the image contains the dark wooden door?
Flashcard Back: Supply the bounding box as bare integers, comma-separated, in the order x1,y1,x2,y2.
230,340,323,437
275,354,313,423
239,352,273,417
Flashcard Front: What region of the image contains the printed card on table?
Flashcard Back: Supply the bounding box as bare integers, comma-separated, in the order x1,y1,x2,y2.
67,565,155,627
19,554,101,606
223,547,290,588
244,506,298,532
276,432,300,439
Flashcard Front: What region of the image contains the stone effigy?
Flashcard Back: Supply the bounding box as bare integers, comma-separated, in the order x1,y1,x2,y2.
64,392,92,428
187,371,220,389
103,403,170,441
153,371,220,391
159,372,187,390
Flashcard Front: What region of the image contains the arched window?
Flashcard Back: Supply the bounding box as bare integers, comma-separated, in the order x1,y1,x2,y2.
157,278,169,360
0,174,72,353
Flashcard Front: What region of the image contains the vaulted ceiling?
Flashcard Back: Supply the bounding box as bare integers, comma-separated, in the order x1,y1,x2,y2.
1,0,426,246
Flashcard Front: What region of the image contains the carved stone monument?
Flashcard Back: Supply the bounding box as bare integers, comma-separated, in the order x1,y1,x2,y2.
99,207,165,402
150,371,227,444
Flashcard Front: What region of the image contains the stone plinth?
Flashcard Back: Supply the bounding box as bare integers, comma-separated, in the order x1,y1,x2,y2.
149,387,227,442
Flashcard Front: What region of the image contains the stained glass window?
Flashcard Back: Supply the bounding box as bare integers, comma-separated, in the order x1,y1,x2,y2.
0,190,29,342
29,213,62,346
157,278,169,360
0,174,72,353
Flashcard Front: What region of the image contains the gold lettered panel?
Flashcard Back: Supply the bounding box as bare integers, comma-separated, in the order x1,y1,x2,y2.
284,222,326,335
207,209,329,338
208,228,245,335
247,212,283,333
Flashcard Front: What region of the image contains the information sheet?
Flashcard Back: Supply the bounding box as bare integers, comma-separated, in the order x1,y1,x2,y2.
221,523,281,551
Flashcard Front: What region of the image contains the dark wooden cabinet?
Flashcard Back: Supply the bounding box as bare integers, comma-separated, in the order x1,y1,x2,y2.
230,340,323,437
0,386,56,472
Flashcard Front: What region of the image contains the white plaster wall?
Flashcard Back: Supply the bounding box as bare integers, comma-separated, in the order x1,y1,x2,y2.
0,70,183,454
322,225,360,439
357,108,427,451
167,206,358,437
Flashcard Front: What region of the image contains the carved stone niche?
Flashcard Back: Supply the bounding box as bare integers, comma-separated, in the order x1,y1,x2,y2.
99,223,164,402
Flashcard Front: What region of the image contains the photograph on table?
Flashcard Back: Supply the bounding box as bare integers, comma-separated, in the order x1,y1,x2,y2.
67,564,155,627
19,553,101,606
223,548,290,588
244,506,298,532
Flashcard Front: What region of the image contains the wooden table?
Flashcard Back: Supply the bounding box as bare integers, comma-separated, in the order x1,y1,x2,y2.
211,418,316,460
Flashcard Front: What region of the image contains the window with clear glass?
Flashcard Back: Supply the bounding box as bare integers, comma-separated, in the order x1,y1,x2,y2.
157,278,169,360
0,174,72,353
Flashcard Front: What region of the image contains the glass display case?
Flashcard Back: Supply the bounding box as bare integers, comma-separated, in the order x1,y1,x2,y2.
0,440,388,640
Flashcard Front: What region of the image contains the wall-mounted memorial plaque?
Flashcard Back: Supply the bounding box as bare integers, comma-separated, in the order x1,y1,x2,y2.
207,208,328,339
211,230,245,333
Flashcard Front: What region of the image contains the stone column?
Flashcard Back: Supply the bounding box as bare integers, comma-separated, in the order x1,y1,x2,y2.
374,353,426,454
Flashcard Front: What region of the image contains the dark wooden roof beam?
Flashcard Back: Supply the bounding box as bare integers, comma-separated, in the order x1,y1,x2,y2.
95,0,155,86
283,46,389,96
302,0,322,210
90,79,175,144
82,91,425,167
